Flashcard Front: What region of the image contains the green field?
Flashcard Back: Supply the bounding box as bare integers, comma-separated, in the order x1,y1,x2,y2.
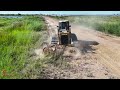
0,16,47,79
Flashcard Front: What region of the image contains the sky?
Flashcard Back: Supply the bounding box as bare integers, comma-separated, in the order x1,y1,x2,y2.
0,11,120,15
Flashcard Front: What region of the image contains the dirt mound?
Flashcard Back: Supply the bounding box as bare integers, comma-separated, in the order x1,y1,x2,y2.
63,47,82,60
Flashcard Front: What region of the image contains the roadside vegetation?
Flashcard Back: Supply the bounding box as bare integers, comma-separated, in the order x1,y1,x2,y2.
49,15,68,20
53,15,120,36
0,16,47,78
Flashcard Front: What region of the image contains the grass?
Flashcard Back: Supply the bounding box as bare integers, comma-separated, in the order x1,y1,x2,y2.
68,16,120,36
0,15,69,79
0,16,47,79
52,15,120,36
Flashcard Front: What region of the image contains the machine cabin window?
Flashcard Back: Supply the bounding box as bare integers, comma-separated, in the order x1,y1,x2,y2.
59,22,69,30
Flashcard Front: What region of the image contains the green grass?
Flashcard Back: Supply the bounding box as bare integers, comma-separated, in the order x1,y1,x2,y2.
68,16,120,36
0,16,47,79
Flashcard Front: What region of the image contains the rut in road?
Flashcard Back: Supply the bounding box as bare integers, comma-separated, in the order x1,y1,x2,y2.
41,16,120,79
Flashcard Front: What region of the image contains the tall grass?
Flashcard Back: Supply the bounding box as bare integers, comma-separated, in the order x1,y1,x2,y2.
0,16,46,78
68,16,120,36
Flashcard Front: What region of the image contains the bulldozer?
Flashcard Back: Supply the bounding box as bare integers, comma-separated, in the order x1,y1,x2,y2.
43,20,73,55
57,20,72,46
51,20,72,46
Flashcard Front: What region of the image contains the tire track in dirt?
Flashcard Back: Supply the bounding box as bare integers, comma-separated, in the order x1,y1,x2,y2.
96,45,120,76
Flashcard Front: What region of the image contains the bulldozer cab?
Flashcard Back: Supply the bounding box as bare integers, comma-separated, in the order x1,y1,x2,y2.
57,20,71,32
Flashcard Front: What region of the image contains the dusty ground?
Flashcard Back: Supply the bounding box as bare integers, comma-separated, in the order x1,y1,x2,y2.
34,16,120,79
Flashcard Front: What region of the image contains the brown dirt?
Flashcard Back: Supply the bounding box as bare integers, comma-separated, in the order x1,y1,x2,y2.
40,16,120,79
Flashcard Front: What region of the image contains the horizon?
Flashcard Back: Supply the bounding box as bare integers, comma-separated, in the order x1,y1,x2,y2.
0,11,120,15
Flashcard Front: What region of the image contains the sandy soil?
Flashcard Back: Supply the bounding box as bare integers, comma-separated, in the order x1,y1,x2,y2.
39,16,120,79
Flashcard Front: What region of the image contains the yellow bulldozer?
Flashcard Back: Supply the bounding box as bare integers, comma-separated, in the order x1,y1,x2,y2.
51,20,72,46
57,20,71,46
43,20,73,55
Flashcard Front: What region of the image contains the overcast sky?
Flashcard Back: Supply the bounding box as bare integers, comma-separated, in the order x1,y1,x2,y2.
0,11,120,15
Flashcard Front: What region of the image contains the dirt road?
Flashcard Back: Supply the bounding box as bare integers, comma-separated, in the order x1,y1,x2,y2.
43,16,120,79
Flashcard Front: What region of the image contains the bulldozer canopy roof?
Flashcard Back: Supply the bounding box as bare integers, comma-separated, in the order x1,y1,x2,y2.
59,20,69,22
